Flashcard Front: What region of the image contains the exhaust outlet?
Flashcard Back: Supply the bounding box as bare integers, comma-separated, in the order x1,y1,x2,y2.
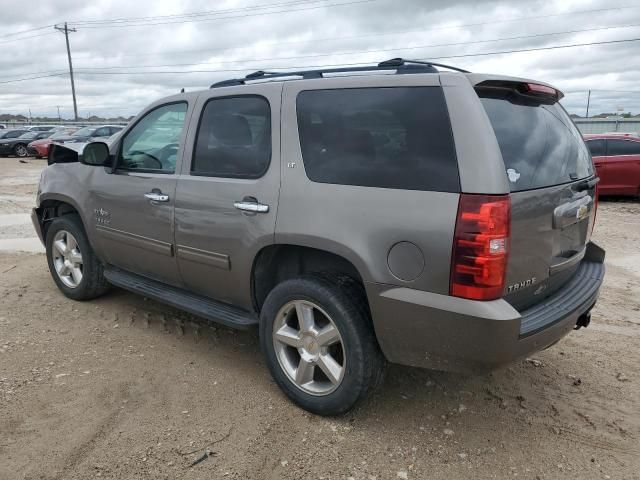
574,311,591,330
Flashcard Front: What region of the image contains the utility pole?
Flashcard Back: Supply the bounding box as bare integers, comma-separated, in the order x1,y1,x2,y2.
56,106,61,121
585,90,591,119
54,23,78,121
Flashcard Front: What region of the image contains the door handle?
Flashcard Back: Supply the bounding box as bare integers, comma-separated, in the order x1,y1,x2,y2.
234,199,269,213
144,191,170,202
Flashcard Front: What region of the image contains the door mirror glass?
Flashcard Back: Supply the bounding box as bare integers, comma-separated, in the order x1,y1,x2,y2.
82,141,111,166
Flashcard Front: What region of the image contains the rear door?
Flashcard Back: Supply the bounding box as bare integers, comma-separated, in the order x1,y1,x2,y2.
602,139,640,195
174,83,281,310
477,84,597,310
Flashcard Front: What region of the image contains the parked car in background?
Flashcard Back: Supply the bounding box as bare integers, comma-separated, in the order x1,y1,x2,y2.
54,125,123,144
28,128,80,158
23,125,59,132
0,131,52,157
0,128,29,140
584,133,640,196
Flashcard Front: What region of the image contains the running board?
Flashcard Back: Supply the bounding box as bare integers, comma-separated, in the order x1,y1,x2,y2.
104,267,258,329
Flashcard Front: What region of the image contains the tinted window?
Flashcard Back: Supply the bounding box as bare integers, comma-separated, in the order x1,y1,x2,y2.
296,87,459,192
120,102,188,172
585,139,605,157
479,92,593,192
192,96,271,178
607,139,640,156
6,130,25,138
73,126,95,137
94,127,111,137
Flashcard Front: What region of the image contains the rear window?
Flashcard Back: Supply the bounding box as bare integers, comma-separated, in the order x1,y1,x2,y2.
296,87,459,192
607,139,640,156
479,91,593,192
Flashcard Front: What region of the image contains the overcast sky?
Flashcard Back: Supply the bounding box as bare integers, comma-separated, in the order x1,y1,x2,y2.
1,0,639,119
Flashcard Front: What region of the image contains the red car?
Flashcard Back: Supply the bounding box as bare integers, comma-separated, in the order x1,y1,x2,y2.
27,128,79,158
584,133,640,196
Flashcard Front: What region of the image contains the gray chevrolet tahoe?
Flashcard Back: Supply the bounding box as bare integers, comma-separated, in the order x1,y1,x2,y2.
32,59,605,415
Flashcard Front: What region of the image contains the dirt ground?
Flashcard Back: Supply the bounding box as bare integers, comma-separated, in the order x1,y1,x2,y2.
1,159,639,480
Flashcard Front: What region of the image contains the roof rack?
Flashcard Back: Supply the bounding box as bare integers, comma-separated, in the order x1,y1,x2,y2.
210,58,470,88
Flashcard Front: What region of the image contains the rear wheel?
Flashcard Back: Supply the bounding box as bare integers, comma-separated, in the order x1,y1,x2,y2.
45,215,110,300
260,273,384,415
14,143,28,157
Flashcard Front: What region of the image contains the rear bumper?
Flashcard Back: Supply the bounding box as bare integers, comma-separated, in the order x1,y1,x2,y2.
367,242,605,373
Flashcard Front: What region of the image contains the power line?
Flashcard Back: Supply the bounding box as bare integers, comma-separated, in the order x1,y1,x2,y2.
4,22,640,80
0,24,54,38
69,4,640,29
0,31,56,45
70,0,374,29
69,23,640,72
2,36,640,86
70,0,332,25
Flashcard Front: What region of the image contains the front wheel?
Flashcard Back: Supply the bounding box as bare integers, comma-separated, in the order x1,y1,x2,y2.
45,214,110,300
260,273,384,415
14,143,28,157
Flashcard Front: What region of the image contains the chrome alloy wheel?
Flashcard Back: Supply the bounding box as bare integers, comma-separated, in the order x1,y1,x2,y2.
15,144,28,157
272,300,346,396
52,230,83,288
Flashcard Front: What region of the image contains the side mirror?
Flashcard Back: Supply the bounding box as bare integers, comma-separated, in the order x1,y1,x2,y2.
82,142,111,167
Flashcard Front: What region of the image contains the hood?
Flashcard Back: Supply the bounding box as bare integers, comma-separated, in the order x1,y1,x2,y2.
29,138,52,147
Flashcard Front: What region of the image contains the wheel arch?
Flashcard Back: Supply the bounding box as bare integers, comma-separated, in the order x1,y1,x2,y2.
251,243,368,314
36,194,88,240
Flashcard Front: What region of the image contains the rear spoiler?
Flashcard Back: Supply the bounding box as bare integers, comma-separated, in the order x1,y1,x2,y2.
467,74,563,103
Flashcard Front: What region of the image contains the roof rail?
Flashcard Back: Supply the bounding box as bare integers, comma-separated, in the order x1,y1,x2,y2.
209,58,470,88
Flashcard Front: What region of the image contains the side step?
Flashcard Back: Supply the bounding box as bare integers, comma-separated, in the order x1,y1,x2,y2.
104,267,258,329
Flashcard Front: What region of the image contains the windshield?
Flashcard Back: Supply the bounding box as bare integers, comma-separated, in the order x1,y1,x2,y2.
72,126,95,137
478,90,593,192
51,131,75,139
19,132,39,139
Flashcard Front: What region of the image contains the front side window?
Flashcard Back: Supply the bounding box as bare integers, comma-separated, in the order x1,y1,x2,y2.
192,96,271,178
119,102,188,172
585,139,606,157
607,139,640,156
296,87,459,192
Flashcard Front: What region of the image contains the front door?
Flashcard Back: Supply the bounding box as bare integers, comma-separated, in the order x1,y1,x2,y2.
89,101,190,285
174,84,281,309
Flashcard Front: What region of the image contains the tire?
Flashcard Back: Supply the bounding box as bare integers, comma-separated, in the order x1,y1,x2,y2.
13,143,28,157
260,273,385,416
45,214,110,301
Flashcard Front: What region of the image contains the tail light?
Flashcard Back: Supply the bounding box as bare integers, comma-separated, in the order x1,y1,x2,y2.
450,194,511,301
590,182,599,237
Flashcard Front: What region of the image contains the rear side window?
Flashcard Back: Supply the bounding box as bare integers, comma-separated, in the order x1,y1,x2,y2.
585,139,605,157
479,91,593,192
607,139,640,156
296,87,459,192
192,96,271,178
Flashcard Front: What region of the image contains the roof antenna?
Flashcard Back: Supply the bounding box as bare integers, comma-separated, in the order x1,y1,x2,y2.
180,88,185,93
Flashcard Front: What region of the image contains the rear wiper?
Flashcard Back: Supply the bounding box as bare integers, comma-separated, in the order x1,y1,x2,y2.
573,176,600,192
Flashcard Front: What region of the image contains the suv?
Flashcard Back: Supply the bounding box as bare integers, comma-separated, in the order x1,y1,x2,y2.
32,59,605,415
584,133,640,196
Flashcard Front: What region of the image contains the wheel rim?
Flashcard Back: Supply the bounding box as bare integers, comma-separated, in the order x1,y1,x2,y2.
51,230,83,288
16,145,27,157
272,300,346,396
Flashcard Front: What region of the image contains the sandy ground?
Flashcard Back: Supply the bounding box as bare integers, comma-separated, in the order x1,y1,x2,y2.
0,159,639,480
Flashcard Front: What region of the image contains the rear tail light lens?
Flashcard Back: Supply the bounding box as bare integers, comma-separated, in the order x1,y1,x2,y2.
450,194,511,301
522,83,560,99
590,181,599,237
